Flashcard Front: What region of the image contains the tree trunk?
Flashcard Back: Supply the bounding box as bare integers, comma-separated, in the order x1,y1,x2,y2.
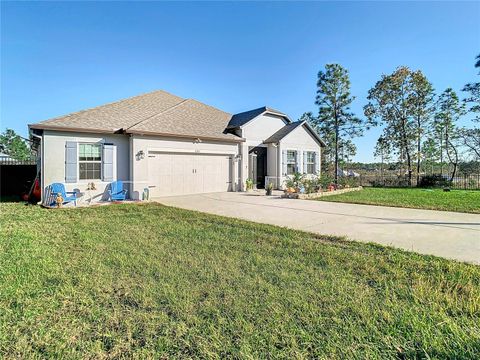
406,150,412,186
416,117,421,186
444,129,458,183
334,115,339,185
439,132,443,175
416,138,421,185
381,152,384,186
446,138,458,183
400,116,412,186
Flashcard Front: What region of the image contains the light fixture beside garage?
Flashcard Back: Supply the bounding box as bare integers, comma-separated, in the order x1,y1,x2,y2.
136,150,145,160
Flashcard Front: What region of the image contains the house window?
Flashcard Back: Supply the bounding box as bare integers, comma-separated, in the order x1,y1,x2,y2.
286,150,297,175
79,143,101,180
306,152,316,174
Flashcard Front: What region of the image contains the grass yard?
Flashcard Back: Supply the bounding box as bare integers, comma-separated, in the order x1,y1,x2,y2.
1,202,479,359
316,187,480,213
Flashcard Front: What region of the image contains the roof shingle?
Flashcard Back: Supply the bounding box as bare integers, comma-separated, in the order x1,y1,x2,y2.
264,121,326,147
31,90,184,133
227,106,289,129
127,99,240,141
30,90,242,142
263,121,305,143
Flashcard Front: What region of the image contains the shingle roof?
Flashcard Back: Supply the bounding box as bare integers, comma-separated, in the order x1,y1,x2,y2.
28,90,323,145
30,90,184,133
29,90,243,142
227,106,290,129
263,121,305,143
128,99,240,141
264,121,326,147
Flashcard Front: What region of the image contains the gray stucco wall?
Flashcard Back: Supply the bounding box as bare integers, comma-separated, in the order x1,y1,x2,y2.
41,131,129,204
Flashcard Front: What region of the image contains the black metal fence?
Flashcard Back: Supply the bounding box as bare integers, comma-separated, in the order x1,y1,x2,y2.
0,158,38,199
355,174,480,190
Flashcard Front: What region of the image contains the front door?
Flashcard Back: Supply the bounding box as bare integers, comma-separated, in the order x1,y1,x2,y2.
248,147,267,188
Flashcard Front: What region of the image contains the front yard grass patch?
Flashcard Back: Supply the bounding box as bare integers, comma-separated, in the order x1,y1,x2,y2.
1,202,479,358
315,187,480,213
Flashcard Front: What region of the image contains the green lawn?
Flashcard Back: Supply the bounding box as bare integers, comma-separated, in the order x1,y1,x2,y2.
1,203,479,359
316,187,480,213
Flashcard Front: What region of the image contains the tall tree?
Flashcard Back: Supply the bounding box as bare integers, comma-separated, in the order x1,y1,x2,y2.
434,88,465,181
0,129,31,161
421,137,440,174
409,70,435,183
457,127,480,159
313,64,363,184
364,67,416,185
460,54,480,159
463,54,480,120
339,139,356,168
299,112,334,175
374,135,392,180
298,111,316,125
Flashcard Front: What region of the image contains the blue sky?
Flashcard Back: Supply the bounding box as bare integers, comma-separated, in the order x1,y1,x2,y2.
1,1,479,162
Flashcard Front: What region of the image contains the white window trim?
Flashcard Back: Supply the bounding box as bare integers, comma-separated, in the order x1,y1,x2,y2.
78,143,102,181
306,151,316,174
286,150,297,175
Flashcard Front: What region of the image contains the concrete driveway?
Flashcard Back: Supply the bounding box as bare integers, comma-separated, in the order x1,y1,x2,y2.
155,192,480,265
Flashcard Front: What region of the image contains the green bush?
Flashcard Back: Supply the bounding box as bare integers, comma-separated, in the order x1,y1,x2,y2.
338,176,359,188
301,178,317,194
284,173,304,190
319,174,334,189
418,174,452,188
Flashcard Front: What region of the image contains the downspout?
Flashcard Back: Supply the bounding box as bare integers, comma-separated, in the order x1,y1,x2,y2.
274,144,277,189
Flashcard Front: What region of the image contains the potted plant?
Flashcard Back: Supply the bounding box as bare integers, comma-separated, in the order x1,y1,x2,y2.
292,172,304,193
265,182,273,196
245,178,254,192
284,178,296,193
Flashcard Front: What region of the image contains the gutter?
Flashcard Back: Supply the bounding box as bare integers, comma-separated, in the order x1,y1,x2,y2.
27,124,245,143
28,124,119,135
126,129,245,143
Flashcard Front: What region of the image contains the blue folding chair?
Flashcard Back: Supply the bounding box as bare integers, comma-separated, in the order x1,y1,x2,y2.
109,180,128,201
49,183,78,207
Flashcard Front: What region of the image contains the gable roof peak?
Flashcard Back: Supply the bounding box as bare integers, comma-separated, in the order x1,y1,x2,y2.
263,120,326,147
227,106,290,129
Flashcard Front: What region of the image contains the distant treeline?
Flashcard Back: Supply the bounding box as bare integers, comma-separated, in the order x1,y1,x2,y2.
344,161,480,175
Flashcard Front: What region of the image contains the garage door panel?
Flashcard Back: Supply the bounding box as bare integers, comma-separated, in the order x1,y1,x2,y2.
148,152,232,197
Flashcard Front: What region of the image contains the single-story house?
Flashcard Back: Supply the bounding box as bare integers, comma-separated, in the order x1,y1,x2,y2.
29,90,325,204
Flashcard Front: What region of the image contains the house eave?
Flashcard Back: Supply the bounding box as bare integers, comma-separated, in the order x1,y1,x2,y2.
28,124,244,143
227,109,292,130
28,124,123,134
126,129,245,143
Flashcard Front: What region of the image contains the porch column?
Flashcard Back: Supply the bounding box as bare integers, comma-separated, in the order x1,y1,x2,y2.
239,142,248,191
277,143,283,189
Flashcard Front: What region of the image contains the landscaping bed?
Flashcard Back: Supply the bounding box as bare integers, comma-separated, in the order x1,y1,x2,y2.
1,202,479,358
282,186,362,199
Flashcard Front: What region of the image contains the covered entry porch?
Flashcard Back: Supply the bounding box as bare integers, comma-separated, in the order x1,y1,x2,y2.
246,144,282,190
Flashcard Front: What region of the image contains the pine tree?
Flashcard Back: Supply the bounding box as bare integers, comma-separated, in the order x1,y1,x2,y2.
409,70,435,183
313,64,363,184
365,67,421,185
434,88,465,181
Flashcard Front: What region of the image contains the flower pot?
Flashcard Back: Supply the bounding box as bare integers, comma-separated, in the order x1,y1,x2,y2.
266,188,272,196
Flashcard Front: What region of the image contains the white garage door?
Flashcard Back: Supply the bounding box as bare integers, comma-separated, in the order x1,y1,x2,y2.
147,152,232,197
